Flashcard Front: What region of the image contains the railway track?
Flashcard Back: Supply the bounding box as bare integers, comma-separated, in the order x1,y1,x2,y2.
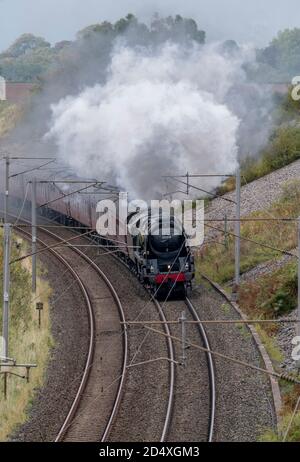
44,227,178,442
156,297,215,442
81,231,216,441
11,218,177,441
38,224,216,441
5,209,276,442
15,224,128,441
8,209,216,442
62,226,216,441
185,297,216,442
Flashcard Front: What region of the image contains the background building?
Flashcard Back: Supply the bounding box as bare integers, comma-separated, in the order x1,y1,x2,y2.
0,76,35,103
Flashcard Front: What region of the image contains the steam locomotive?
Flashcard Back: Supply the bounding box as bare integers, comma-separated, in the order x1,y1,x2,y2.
126,209,195,298
4,173,195,299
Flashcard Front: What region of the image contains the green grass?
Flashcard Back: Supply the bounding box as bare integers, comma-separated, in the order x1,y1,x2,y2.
240,261,297,318
0,231,53,441
260,397,300,442
200,178,300,442
199,179,300,285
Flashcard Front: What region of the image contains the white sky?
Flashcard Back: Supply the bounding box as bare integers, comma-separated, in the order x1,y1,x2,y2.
0,0,299,50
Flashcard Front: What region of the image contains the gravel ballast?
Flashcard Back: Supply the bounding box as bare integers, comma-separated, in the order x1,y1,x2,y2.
191,283,276,441
11,250,89,442
14,228,276,442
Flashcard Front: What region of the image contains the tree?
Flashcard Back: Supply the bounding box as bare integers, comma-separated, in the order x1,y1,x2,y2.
150,14,205,44
77,21,114,40
2,34,50,58
258,28,300,77
114,14,137,34
0,14,207,83
54,41,72,50
221,40,240,56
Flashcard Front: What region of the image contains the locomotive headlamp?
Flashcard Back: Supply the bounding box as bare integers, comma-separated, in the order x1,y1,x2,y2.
168,265,171,270
185,263,189,270
150,265,155,273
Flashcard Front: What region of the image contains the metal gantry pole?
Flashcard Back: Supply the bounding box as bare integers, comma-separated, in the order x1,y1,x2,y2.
180,311,187,367
2,223,11,362
234,165,241,299
31,178,37,293
4,156,9,224
224,213,228,250
298,217,300,338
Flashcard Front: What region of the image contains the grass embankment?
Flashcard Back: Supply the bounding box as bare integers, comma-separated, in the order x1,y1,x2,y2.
198,180,300,285
0,231,53,441
198,180,300,441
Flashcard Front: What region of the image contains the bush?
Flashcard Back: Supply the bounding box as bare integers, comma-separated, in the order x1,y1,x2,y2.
217,124,300,195
200,180,300,286
239,261,297,318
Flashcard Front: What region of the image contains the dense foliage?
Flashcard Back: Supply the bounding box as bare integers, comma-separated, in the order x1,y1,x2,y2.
253,28,300,83
0,14,205,83
217,89,300,195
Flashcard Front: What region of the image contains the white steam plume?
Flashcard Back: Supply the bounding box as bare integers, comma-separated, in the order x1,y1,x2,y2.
46,42,253,199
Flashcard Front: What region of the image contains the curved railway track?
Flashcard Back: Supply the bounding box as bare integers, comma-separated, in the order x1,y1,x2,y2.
151,298,176,442
4,207,276,442
185,297,216,442
15,225,128,441
38,224,216,442
150,297,216,442
13,218,177,441
85,231,216,441
41,227,177,442
7,206,216,442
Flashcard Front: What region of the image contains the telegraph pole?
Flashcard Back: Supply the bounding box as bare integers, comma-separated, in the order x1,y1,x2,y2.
31,178,37,293
2,223,11,361
4,155,9,223
180,311,187,368
298,217,300,338
234,165,241,299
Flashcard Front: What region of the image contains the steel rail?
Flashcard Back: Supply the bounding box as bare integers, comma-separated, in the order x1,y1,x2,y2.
13,219,128,442
15,226,96,442
36,226,129,442
84,233,176,442
185,297,216,442
93,244,176,442
153,299,176,442
49,227,175,442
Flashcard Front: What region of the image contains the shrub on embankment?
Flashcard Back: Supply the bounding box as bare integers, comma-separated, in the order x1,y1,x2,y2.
199,180,300,289
217,91,300,195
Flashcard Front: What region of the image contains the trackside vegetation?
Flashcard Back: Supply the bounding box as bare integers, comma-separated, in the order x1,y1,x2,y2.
199,180,300,288
198,181,300,441
0,232,53,441
218,91,300,195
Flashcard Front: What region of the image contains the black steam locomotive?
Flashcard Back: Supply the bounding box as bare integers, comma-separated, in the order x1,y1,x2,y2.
127,210,195,298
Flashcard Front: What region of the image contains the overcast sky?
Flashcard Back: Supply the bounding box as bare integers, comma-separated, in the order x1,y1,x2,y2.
1,0,300,51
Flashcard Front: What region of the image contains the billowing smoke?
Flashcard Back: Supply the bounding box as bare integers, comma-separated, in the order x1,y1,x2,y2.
45,41,252,199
